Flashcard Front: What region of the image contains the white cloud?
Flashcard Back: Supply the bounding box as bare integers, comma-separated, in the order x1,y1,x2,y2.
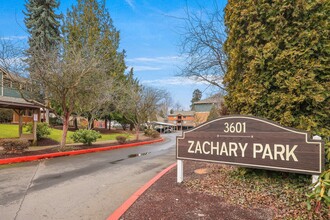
126,55,183,72
130,66,161,71
0,36,27,41
125,0,135,9
141,76,208,86
127,56,181,63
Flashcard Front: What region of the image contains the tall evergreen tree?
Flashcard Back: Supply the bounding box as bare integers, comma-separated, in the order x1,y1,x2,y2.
24,0,61,70
224,0,330,137
190,89,202,110
23,0,126,148
63,0,126,77
224,1,330,208
62,0,126,124
206,105,220,122
24,0,62,123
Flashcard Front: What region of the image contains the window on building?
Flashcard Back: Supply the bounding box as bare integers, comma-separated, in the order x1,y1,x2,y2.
25,110,33,116
3,78,11,87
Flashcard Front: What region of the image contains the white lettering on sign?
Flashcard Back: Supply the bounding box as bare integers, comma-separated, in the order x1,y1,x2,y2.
187,141,247,158
224,122,246,133
274,144,285,160
202,141,210,154
220,142,228,156
188,141,298,162
253,143,298,162
188,141,194,153
239,143,248,157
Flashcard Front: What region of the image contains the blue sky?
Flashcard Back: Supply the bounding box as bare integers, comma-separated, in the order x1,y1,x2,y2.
0,0,227,109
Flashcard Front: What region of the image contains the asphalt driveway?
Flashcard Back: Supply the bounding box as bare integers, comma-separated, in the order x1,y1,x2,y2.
0,133,177,220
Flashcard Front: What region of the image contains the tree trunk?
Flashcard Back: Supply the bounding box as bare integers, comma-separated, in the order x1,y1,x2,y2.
18,111,23,138
121,123,127,130
60,111,70,149
74,117,78,130
135,124,140,140
104,118,108,129
87,115,94,130
45,108,50,124
45,92,50,124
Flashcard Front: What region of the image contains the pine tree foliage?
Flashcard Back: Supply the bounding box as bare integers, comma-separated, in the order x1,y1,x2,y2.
63,0,126,77
207,105,220,122
61,0,126,129
224,0,330,139
190,89,202,110
24,0,61,69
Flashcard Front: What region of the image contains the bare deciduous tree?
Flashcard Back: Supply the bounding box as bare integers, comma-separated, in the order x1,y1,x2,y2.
31,43,108,148
179,1,227,90
158,91,173,118
173,102,183,112
117,71,168,140
0,38,27,77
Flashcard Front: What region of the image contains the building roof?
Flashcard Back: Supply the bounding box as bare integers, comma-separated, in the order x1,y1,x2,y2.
0,66,27,83
1,65,45,110
0,96,41,109
156,115,165,122
168,111,195,116
151,121,176,126
194,93,224,105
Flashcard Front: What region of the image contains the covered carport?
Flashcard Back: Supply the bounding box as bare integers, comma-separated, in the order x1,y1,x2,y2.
151,121,176,133
0,96,41,144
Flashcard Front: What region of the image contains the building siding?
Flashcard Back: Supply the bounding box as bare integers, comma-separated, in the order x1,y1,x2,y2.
194,103,213,112
3,87,21,98
0,72,3,96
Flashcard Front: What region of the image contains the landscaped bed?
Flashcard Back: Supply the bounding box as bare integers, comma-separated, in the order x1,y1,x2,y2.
0,125,146,160
121,161,329,220
0,124,131,144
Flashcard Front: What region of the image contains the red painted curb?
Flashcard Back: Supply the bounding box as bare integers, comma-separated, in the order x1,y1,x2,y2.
107,162,177,220
0,138,164,165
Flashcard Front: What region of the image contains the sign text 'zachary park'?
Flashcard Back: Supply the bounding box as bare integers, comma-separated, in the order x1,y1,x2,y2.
176,116,324,175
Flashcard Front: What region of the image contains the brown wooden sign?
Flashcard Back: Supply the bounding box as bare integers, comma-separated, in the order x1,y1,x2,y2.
177,116,324,175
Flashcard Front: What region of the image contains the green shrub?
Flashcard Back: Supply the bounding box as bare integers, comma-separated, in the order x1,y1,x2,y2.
49,117,63,126
151,131,160,138
144,128,153,136
25,122,51,140
116,135,128,144
0,109,13,123
306,169,330,212
0,139,30,154
70,129,101,145
144,129,160,138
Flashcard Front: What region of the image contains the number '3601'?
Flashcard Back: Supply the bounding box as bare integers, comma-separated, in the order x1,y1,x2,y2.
224,122,246,133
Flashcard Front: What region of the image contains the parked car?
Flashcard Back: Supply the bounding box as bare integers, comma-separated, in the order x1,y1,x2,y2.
164,128,173,133
156,126,173,133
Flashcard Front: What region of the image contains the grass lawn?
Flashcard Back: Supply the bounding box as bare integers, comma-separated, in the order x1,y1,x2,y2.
0,124,131,144
49,128,75,144
0,124,29,138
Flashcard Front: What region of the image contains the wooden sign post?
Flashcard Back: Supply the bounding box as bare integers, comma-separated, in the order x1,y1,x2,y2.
176,116,324,183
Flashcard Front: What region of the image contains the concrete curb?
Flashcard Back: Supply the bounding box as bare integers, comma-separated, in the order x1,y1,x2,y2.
0,138,164,165
107,162,177,220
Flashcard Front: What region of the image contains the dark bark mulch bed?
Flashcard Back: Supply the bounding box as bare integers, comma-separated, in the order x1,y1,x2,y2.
121,161,272,220
121,161,328,220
